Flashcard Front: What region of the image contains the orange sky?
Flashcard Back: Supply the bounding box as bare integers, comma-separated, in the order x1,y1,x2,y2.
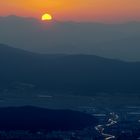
0,0,140,22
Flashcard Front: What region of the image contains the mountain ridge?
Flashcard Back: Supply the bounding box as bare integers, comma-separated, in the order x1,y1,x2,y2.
1,43,140,94
0,15,140,61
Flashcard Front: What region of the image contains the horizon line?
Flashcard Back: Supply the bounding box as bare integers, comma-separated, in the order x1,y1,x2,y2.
0,15,140,25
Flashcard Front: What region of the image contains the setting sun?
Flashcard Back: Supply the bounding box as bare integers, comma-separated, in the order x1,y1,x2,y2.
41,13,52,21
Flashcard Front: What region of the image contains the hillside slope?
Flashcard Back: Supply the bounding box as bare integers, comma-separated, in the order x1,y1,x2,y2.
0,44,140,93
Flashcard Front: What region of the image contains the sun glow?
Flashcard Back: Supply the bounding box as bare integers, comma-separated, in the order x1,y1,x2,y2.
41,13,52,21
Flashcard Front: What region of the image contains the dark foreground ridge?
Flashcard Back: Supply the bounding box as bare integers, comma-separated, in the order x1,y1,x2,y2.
0,106,97,131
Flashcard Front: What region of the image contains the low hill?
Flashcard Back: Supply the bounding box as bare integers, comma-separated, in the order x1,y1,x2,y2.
0,106,97,131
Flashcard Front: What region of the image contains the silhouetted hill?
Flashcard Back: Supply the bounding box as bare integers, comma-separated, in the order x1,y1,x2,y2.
1,44,140,93
0,106,97,131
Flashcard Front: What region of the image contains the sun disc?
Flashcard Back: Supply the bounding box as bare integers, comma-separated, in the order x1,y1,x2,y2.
42,13,52,21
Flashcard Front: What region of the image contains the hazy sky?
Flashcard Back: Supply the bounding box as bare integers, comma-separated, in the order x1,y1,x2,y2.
0,0,140,22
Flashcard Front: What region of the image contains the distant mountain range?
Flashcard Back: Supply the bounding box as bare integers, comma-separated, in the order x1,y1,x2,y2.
1,43,140,94
0,106,97,131
0,15,140,61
